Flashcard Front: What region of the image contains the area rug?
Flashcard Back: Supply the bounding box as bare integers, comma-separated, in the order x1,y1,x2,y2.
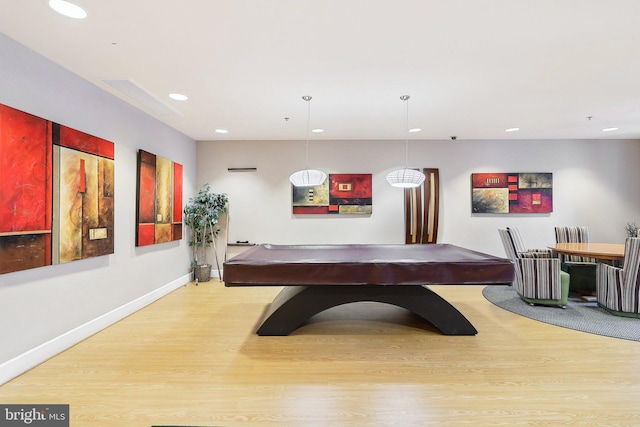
482,285,640,341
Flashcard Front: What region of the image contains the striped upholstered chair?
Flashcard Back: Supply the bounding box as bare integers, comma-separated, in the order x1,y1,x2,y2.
507,226,553,258
554,226,595,262
596,237,640,318
499,228,569,308
554,226,597,293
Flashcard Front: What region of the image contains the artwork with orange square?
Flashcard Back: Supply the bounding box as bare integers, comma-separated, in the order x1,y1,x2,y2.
471,173,552,214
292,173,372,215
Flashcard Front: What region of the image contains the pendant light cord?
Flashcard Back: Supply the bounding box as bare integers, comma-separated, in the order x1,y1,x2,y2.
401,95,410,167
289,95,327,187
385,94,425,188
303,95,312,169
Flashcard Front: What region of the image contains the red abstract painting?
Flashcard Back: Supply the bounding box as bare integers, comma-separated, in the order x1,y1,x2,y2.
292,173,373,215
0,103,115,274
471,173,553,214
135,150,183,246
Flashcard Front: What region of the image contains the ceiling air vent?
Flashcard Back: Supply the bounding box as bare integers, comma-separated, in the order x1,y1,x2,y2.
101,79,181,116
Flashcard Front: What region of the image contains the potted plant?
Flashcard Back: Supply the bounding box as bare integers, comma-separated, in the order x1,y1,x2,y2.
183,183,228,284
626,222,639,238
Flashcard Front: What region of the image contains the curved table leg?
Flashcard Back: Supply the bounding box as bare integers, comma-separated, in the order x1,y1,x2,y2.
256,285,477,336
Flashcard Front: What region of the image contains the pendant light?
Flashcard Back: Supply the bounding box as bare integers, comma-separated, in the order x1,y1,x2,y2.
386,95,426,188
289,96,327,187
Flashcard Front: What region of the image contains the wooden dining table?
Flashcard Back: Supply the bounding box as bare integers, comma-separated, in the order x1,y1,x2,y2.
548,242,625,262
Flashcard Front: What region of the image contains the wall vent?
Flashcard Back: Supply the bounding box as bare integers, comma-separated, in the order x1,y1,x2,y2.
101,79,181,116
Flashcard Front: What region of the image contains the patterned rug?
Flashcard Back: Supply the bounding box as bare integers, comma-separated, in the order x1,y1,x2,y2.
482,285,640,341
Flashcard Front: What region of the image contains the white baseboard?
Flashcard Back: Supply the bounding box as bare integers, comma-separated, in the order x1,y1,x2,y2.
0,273,191,386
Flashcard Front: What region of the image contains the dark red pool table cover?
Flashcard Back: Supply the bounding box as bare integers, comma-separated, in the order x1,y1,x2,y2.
223,243,514,286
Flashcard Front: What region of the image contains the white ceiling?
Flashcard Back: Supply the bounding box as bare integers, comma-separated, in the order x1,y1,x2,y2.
2,0,640,141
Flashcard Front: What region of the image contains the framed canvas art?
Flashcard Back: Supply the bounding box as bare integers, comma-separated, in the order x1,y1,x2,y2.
471,173,552,214
0,103,115,274
135,150,183,246
292,173,372,215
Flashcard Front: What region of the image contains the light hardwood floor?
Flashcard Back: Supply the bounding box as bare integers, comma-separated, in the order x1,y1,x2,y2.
1,281,639,426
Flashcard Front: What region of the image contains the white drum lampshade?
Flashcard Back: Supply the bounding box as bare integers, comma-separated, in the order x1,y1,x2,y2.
289,168,327,187
386,168,425,188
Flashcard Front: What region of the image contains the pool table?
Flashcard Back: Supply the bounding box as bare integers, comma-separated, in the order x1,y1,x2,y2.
223,243,514,336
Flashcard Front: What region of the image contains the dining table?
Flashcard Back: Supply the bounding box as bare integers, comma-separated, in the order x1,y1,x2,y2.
548,242,625,262
548,242,626,299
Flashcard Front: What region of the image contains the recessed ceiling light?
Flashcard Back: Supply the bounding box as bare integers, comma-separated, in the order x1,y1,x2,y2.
311,128,324,133
602,127,619,132
409,128,422,133
48,0,87,19
215,129,228,134
505,127,520,132
168,93,188,101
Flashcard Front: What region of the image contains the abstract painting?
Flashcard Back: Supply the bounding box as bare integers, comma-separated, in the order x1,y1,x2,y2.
136,150,183,246
292,173,372,215
472,173,552,214
0,103,115,274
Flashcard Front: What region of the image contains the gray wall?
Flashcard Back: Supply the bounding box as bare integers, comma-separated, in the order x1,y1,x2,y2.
198,138,640,258
0,33,197,377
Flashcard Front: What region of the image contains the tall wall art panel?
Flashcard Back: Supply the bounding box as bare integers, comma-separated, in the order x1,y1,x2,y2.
135,150,183,246
0,103,115,274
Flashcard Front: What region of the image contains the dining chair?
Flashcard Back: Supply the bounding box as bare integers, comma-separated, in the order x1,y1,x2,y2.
554,226,597,293
499,228,569,308
506,226,553,257
554,226,596,262
596,237,640,318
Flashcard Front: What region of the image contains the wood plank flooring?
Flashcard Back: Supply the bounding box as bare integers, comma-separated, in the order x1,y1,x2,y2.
1,281,639,426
